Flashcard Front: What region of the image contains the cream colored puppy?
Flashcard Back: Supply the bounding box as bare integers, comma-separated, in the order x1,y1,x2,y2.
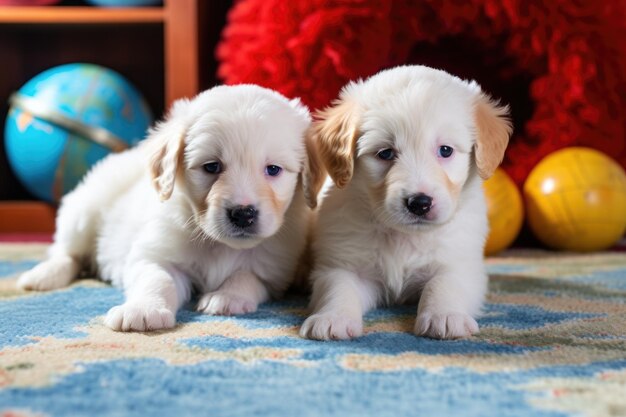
300,65,512,341
18,84,319,332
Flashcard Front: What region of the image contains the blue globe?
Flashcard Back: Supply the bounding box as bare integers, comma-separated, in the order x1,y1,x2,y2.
4,63,152,202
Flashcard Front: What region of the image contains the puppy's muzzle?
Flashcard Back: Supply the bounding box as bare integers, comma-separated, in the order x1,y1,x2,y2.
227,205,258,229
406,193,433,217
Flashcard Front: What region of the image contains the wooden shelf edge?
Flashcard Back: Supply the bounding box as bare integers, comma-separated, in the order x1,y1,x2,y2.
0,6,165,24
0,201,56,234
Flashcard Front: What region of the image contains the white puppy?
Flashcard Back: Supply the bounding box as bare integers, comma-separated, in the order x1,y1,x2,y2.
300,65,512,340
18,84,320,332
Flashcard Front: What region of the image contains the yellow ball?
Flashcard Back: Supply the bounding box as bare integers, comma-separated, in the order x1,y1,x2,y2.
483,168,524,255
523,147,626,252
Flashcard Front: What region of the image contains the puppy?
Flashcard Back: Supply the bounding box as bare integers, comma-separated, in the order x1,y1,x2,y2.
18,84,320,332
300,65,512,340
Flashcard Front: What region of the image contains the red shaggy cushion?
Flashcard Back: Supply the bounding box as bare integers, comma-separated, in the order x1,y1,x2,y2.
217,0,626,184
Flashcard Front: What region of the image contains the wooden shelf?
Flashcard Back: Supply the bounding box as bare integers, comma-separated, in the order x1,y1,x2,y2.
0,202,56,233
0,1,208,106
0,6,165,24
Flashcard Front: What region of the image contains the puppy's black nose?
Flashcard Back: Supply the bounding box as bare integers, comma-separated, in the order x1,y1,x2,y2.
406,194,433,216
228,205,258,229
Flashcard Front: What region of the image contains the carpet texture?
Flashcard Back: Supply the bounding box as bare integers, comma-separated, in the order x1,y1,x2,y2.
0,243,624,417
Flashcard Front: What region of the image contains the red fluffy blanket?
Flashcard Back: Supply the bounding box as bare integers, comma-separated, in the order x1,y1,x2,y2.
217,0,626,184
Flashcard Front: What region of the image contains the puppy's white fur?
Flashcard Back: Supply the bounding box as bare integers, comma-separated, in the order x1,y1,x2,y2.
300,65,512,340
18,84,317,332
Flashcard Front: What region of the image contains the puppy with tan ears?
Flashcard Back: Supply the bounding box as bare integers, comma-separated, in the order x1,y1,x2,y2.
300,65,512,341
18,84,320,332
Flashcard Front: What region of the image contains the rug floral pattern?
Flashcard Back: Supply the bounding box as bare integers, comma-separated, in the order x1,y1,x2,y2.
0,244,624,417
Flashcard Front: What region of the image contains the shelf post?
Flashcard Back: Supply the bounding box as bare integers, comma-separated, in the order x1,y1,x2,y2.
164,0,204,106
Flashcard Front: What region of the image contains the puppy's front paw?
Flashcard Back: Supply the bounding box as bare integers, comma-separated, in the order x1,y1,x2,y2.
415,311,479,340
197,292,257,316
17,256,77,291
104,302,175,332
299,313,363,341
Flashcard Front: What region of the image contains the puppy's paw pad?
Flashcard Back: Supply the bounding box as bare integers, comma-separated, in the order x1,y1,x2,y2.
415,312,479,340
299,313,363,341
16,257,77,291
104,302,175,332
197,292,257,316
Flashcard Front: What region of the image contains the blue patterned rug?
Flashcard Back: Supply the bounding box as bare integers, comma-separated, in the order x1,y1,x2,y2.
0,243,625,417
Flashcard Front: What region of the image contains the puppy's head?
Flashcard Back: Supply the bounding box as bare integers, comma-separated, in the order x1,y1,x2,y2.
148,85,318,249
310,65,512,231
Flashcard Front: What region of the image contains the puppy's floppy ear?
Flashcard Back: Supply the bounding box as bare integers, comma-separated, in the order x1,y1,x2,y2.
286,97,325,208
302,127,326,208
148,98,190,201
312,97,360,188
473,92,513,179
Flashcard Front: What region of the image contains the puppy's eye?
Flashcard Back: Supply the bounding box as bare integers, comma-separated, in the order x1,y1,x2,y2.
203,161,222,174
376,148,396,161
438,146,454,158
265,165,282,177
